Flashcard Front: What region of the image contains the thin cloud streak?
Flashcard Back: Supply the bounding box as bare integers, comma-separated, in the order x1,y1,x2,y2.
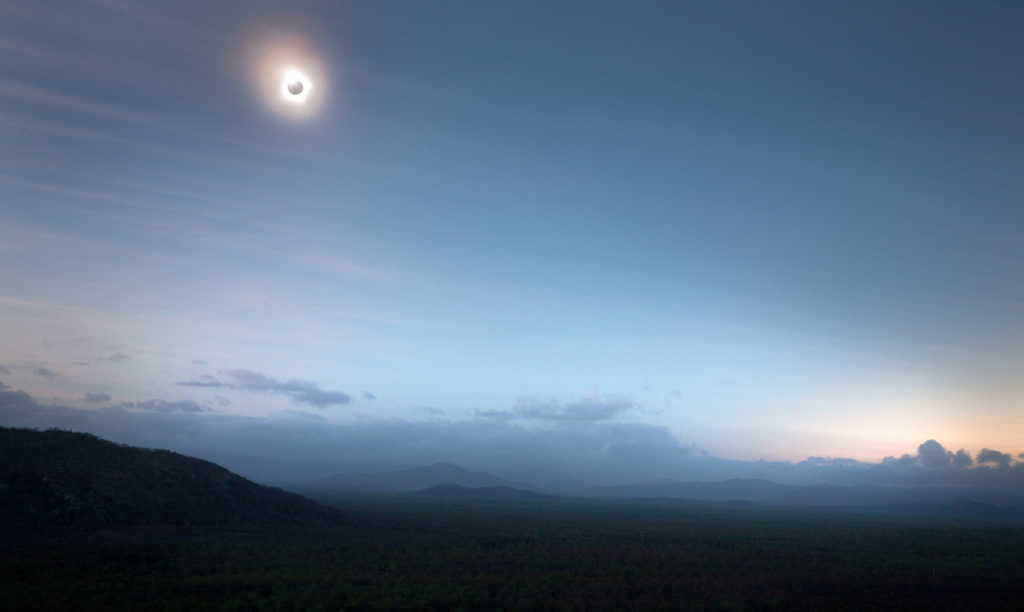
0,117,280,174
0,79,316,159
477,396,636,423
122,399,205,413
178,369,352,408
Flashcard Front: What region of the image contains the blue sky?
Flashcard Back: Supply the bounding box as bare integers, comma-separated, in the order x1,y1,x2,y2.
1,1,1022,476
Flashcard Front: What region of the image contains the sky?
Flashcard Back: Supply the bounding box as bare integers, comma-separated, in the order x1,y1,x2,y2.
1,1,1022,484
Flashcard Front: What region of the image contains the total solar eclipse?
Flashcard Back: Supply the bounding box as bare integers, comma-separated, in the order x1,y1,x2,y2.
247,30,327,120
281,69,311,103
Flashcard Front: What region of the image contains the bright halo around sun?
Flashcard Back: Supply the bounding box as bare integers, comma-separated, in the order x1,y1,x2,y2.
246,29,328,121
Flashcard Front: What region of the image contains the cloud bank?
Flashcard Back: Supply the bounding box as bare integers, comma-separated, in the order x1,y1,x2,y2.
0,382,1020,489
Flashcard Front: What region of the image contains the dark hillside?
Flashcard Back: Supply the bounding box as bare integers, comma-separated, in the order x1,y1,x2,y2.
0,427,340,527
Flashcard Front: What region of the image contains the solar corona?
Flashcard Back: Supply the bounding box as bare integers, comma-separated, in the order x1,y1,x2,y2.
246,31,327,120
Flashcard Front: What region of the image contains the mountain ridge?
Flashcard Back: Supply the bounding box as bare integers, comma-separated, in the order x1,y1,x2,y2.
0,426,341,527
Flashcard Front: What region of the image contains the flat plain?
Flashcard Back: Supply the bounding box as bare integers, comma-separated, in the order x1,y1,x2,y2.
4,494,1023,610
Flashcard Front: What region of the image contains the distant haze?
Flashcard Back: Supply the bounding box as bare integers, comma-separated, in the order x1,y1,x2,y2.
2,383,1021,491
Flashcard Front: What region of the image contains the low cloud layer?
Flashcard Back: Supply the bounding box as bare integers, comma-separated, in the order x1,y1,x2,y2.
882,439,1017,472
0,382,1020,489
178,369,352,408
0,381,706,485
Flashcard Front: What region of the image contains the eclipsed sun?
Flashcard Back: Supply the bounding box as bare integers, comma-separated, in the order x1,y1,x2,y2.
281,69,311,103
244,28,328,121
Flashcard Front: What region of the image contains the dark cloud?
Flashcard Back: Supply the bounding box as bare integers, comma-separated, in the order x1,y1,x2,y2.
977,449,1012,468
177,374,223,388
32,367,59,380
98,352,131,363
917,439,953,469
952,449,974,469
121,399,205,413
866,440,1024,487
0,365,9,375
177,369,351,408
882,453,916,467
363,392,376,400
231,370,351,407
477,396,634,423
83,392,111,403
0,382,36,417
881,439,981,473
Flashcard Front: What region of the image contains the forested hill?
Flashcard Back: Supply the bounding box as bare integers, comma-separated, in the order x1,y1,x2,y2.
0,427,341,527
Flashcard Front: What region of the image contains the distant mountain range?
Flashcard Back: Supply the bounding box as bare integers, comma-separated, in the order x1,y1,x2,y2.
289,463,1024,519
0,427,341,527
295,463,534,492
5,425,1020,527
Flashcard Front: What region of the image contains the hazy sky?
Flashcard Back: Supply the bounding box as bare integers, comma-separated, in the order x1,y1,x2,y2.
2,1,1022,476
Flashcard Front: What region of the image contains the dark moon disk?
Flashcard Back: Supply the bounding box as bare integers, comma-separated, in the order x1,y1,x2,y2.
288,80,304,95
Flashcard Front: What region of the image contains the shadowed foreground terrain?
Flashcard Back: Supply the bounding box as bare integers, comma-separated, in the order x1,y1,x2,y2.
4,494,1024,610
0,427,339,526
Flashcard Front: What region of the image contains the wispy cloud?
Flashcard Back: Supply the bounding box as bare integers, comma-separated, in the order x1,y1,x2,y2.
179,374,222,388
31,367,59,381
121,399,205,413
98,352,131,363
178,369,352,408
0,79,313,160
82,392,111,403
477,396,635,423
